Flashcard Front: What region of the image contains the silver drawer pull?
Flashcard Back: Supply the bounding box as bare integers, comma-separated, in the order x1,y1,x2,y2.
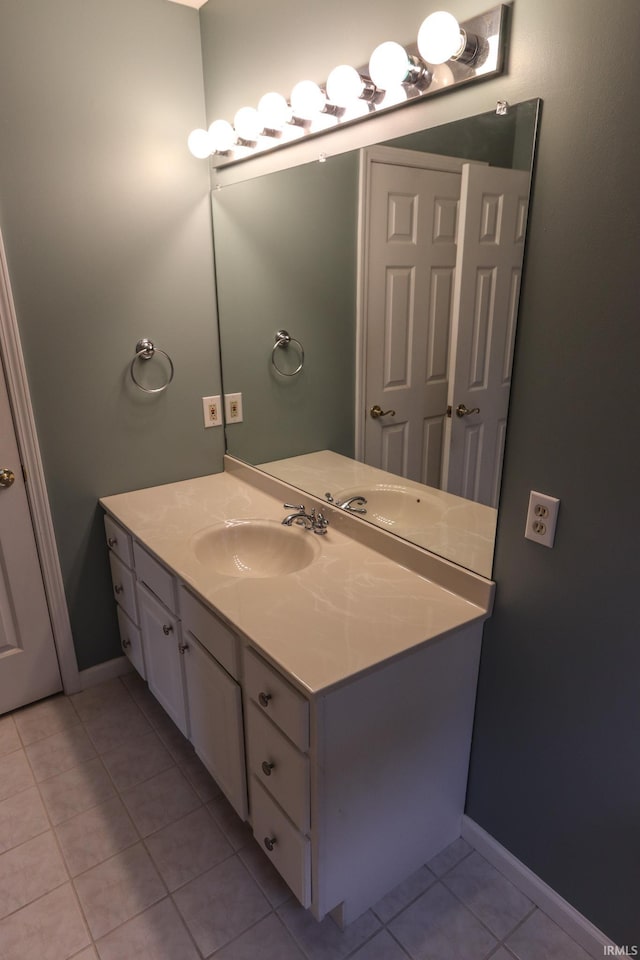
107,536,117,547
162,624,173,636
264,836,277,852
261,760,275,777
178,641,190,654
121,637,131,649
258,692,272,708
114,584,123,595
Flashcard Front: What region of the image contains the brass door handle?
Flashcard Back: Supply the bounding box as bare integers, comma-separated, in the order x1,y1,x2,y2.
0,469,15,488
455,403,480,418
370,405,396,419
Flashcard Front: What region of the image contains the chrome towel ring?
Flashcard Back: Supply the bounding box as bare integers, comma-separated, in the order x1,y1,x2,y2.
271,329,304,377
130,338,174,394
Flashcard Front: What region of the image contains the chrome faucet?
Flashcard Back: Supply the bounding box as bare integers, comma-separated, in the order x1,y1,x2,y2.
282,503,329,535
339,495,368,514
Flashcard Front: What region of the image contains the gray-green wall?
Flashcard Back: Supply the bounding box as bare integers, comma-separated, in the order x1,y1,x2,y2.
0,0,223,669
201,0,640,944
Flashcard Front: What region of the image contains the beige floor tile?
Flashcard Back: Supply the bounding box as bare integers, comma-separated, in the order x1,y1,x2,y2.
427,837,473,877
278,899,381,960
207,794,253,851
13,694,79,746
443,851,534,940
0,831,68,919
69,679,133,723
55,796,139,877
238,841,293,908
39,757,116,826
121,766,200,838
215,912,306,960
0,785,49,855
70,948,99,959
388,882,497,960
0,749,35,802
371,865,437,924
145,805,232,891
350,929,411,960
83,701,152,755
0,715,21,759
26,724,97,782
180,753,223,802
0,883,90,960
506,909,592,960
100,729,173,791
95,897,200,960
73,842,165,940
173,854,271,956
148,710,196,765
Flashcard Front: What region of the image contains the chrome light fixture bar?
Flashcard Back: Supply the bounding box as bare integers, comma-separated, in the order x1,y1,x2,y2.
188,5,508,168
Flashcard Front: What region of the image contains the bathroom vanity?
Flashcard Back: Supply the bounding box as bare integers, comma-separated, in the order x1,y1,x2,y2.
100,458,493,925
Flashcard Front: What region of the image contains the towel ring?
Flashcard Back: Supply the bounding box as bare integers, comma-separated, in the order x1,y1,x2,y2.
271,329,304,377
130,338,174,394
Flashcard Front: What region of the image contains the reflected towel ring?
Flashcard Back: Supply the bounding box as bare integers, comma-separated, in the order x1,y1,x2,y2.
271,329,304,377
130,338,175,394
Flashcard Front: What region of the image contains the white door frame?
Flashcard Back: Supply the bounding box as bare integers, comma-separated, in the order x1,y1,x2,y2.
0,229,81,695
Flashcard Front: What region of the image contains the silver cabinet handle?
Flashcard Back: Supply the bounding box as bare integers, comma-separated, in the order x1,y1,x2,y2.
162,623,173,636
455,403,480,418
258,692,272,708
107,536,117,547
370,405,396,419
261,760,275,777
121,637,131,649
114,584,123,595
264,836,277,852
178,641,189,654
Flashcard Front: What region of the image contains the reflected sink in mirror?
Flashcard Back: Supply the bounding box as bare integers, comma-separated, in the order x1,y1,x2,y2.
190,519,320,578
334,484,446,530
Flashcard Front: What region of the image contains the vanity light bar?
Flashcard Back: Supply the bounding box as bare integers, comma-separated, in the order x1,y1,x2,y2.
188,5,508,167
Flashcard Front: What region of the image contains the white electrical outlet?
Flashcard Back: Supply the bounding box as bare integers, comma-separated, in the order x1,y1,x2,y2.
202,395,222,428
225,392,243,423
524,491,560,548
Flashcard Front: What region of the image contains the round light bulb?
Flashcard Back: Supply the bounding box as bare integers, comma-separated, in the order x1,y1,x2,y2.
258,92,290,130
417,11,463,64
430,63,455,88
233,106,262,142
208,119,235,153
341,98,371,121
375,86,408,110
187,128,212,159
290,80,326,119
369,41,411,90
326,65,363,107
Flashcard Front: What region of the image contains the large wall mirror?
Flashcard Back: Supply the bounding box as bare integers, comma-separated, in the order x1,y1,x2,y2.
213,99,540,577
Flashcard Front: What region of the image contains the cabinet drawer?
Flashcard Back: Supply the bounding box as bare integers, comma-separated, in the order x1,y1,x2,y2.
133,541,177,612
180,587,238,680
244,649,309,752
250,776,311,908
116,606,146,679
104,514,134,568
247,702,309,834
108,552,138,624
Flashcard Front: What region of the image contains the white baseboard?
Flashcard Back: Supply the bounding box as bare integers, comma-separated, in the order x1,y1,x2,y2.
461,816,616,958
78,655,133,691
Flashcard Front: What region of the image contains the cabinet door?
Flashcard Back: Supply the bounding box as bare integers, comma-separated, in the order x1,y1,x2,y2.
183,634,248,820
137,583,189,737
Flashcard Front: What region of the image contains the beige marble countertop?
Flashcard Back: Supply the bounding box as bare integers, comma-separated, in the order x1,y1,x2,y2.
259,451,497,578
101,469,490,697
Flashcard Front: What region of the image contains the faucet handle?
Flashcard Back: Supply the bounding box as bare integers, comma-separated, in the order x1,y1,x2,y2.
283,503,305,512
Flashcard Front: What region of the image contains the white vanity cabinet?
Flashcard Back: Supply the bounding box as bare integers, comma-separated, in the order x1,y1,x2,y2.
137,582,188,737
104,515,146,678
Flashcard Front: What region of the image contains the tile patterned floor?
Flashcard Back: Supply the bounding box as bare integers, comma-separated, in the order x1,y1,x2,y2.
0,675,593,960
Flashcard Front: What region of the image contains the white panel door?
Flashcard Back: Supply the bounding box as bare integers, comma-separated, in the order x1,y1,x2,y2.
0,357,61,713
446,164,531,506
364,159,461,484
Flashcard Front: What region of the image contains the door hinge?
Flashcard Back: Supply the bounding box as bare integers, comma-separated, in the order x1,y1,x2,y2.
446,405,452,418
21,463,27,483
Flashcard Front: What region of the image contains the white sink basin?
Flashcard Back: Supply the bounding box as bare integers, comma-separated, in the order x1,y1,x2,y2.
190,519,320,578
335,484,446,529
